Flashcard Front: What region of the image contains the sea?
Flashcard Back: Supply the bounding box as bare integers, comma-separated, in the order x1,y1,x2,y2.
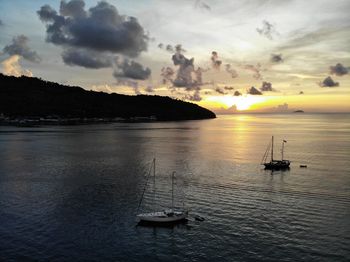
0,113,349,261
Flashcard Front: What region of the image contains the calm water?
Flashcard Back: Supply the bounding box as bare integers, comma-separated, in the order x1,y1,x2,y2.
0,114,349,261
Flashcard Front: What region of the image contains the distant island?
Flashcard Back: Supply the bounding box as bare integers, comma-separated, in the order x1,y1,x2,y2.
0,74,215,125
293,110,305,113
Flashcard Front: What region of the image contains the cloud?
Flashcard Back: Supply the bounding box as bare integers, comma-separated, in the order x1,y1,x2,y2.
166,45,175,53
260,81,276,92
60,0,86,18
183,90,201,101
194,0,211,11
158,43,176,53
113,59,151,80
256,20,279,40
299,91,304,95
211,51,222,70
3,35,41,63
215,105,238,115
1,55,33,77
37,1,149,57
0,19,3,26
329,63,349,76
278,27,349,52
225,64,238,78
274,103,289,112
161,66,175,84
90,84,114,93
319,76,339,87
247,86,262,95
270,53,283,63
244,63,262,80
234,91,242,96
224,86,234,90
115,78,140,94
215,87,226,95
171,46,201,90
62,48,114,68
145,85,154,93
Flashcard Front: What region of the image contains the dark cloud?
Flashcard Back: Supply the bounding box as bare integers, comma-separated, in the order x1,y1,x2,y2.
37,1,149,57
113,59,151,80
234,91,242,96
211,51,222,70
299,91,304,95
145,85,154,93
116,78,140,94
157,43,180,54
224,86,234,90
225,64,238,78
194,0,211,11
256,20,279,40
247,86,262,95
0,19,3,26
60,0,86,18
166,45,175,53
319,76,339,87
161,67,175,84
62,48,114,68
244,63,262,80
215,87,227,95
330,63,349,76
183,90,202,101
172,47,200,90
260,81,276,92
3,35,41,63
270,53,283,63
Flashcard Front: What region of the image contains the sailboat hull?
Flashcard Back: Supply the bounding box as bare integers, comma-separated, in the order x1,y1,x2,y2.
137,210,188,223
264,160,290,170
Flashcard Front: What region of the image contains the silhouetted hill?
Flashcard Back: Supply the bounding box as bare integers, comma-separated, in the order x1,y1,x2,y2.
0,74,216,121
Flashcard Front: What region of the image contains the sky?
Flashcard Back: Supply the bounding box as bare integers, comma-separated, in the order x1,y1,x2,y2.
0,0,349,113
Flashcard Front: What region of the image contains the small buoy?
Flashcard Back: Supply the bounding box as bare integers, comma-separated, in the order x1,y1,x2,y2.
300,165,307,168
194,215,205,222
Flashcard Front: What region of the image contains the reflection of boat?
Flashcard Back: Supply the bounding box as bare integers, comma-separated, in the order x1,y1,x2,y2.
136,159,188,224
261,136,290,170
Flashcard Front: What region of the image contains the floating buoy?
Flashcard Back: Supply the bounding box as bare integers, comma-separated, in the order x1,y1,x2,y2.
194,215,205,221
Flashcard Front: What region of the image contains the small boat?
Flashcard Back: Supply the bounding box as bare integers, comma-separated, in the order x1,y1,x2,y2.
136,159,188,224
261,136,290,170
300,165,307,168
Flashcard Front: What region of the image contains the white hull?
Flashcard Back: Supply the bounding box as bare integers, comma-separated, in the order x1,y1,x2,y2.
137,210,187,223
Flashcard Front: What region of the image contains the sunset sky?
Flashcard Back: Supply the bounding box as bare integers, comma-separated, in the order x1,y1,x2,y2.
0,0,349,113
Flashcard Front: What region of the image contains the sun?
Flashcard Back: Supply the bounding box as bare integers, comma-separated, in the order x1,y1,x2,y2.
207,95,266,111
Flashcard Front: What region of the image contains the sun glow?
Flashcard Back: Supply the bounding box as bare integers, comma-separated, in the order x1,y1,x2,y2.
206,95,267,111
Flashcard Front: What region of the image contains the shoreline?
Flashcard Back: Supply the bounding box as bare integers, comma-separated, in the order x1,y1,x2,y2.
0,115,215,127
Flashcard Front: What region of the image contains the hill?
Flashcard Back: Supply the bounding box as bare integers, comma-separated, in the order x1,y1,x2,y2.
0,74,216,121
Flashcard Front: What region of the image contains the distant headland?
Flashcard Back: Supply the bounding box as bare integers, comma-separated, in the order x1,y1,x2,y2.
0,74,216,125
293,110,305,113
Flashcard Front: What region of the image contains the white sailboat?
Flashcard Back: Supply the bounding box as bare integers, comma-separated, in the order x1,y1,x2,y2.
136,159,188,224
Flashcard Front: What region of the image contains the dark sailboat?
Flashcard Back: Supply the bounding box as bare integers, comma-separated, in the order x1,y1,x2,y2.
261,136,290,170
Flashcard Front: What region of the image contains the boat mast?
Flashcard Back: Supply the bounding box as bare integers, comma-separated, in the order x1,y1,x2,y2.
281,141,284,160
137,158,154,214
153,158,156,206
271,136,274,161
171,171,175,211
